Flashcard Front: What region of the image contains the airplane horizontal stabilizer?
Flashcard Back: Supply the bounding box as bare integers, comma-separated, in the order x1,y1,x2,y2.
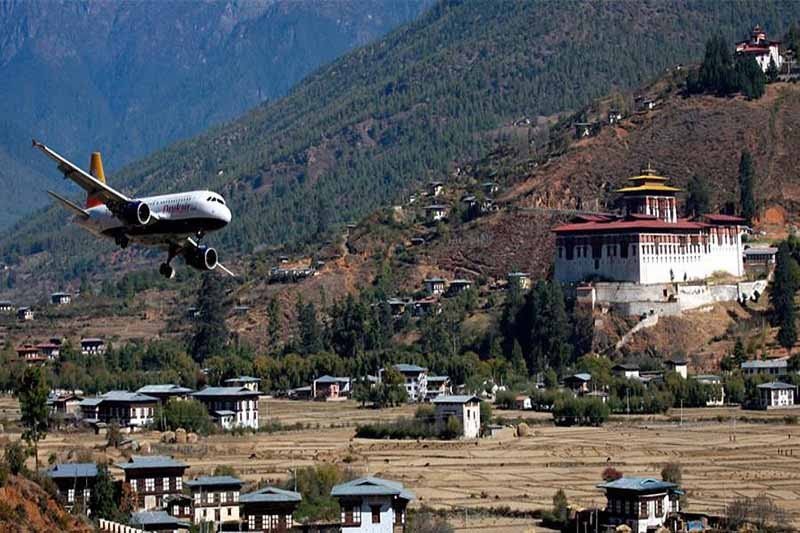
47,190,90,218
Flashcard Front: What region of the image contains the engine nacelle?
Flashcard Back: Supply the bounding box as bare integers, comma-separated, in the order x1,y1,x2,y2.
185,245,218,272
121,201,151,226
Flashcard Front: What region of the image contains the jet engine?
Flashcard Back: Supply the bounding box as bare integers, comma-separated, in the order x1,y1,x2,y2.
185,245,218,272
121,201,151,226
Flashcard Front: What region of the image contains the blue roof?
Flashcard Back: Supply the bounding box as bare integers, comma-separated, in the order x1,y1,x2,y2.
331,477,414,500
214,410,236,416
47,463,97,479
192,386,260,398
131,511,190,527
136,384,194,395
239,486,302,504
742,358,788,369
393,363,426,373
757,382,795,390
427,375,450,383
115,455,188,470
597,477,677,492
568,373,592,382
185,476,243,488
224,376,261,383
432,394,480,404
315,375,350,384
79,397,103,407
101,390,158,403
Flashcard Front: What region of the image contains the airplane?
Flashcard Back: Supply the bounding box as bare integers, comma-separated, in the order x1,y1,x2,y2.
32,139,234,279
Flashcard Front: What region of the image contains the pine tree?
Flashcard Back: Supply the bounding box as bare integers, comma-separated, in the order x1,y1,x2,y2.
738,150,756,224
510,339,528,377
735,55,765,99
685,175,710,217
91,463,119,520
17,366,49,471
766,57,779,83
297,298,323,355
190,273,230,362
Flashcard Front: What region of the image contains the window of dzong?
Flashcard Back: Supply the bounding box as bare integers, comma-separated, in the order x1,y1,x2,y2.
145,478,155,492
162,478,169,491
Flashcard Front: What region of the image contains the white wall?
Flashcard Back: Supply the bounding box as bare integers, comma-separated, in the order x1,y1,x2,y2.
341,496,398,533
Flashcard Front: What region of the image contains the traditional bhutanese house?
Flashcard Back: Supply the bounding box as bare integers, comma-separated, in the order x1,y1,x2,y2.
47,392,83,417
17,307,34,321
185,475,243,528
664,357,688,379
743,246,778,275
482,181,499,195
447,279,473,295
130,510,191,532
0,300,13,312
735,25,783,72
37,342,60,359
312,375,351,401
412,296,440,317
81,337,106,355
46,463,98,514
331,477,414,533
432,395,481,439
507,271,532,291
50,291,72,305
741,357,788,377
239,486,302,533
116,456,189,512
425,375,451,401
608,109,623,124
514,394,532,410
223,375,261,392
757,382,795,410
574,122,593,138
136,384,194,405
423,277,446,296
16,343,47,365
424,204,448,222
613,363,640,380
563,373,592,394
597,477,682,533
692,375,725,406
164,493,193,523
553,166,745,284
386,297,412,316
191,386,260,430
429,181,444,197
95,391,158,428
384,364,428,402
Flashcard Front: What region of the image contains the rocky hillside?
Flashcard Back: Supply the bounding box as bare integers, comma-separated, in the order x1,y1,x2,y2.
4,0,800,286
0,0,430,226
0,474,91,532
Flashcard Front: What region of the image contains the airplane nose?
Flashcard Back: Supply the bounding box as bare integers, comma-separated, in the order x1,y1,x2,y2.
221,205,232,224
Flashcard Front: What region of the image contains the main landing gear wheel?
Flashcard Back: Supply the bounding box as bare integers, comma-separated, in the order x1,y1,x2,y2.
115,235,129,249
159,263,175,279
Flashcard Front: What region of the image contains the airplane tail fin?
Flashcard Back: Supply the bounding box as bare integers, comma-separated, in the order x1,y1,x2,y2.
87,152,106,208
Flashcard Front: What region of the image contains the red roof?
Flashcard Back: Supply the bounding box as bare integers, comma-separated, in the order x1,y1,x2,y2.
553,218,706,234
703,214,746,224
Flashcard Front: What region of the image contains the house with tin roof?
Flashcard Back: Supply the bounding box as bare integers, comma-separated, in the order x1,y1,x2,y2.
223,375,261,392
381,364,428,402
741,358,789,377
331,477,414,533
564,373,592,394
425,375,451,401
757,382,796,410
78,390,158,428
239,486,302,532
136,384,194,405
312,375,351,401
432,395,481,439
116,456,189,512
130,510,191,532
185,475,243,528
191,386,259,430
46,463,98,514
597,476,682,533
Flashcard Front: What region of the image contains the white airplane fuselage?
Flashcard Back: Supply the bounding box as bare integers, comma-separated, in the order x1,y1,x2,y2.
78,190,232,245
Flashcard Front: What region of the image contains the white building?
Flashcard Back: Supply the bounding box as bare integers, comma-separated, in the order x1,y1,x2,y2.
185,476,242,529
424,205,448,222
423,277,446,296
425,375,451,401
554,166,745,285
331,477,414,533
383,364,428,402
693,375,726,406
223,375,261,392
664,358,688,379
613,363,640,380
191,387,260,430
80,338,106,356
598,477,681,533
757,382,795,409
736,25,783,72
433,395,481,439
741,357,789,377
50,292,72,305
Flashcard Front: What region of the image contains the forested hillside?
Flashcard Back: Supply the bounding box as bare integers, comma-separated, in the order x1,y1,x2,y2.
0,0,429,226
4,0,800,284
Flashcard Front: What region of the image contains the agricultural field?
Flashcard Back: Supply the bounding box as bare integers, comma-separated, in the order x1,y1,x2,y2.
4,399,800,531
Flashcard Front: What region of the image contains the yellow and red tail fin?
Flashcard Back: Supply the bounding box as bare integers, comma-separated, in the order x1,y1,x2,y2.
87,152,106,208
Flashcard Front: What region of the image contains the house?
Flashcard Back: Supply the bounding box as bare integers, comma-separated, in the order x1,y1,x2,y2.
115,456,189,511
429,181,444,197
130,510,191,532
331,477,414,533
16,344,48,365
383,364,428,402
692,375,725,406
597,477,682,533
425,375,451,401
412,297,440,317
447,279,473,295
423,277,446,296
164,493,193,523
640,99,657,111
136,384,194,405
514,395,532,410
191,386,260,430
17,307,34,321
386,297,412,317
432,395,481,439
50,292,72,305
239,486,302,533
482,181,499,195
46,463,97,514
424,204,448,222
741,358,788,377
743,246,778,275
223,375,261,392
574,122,593,138
576,284,596,309
47,392,84,417
665,358,688,379
313,375,351,400
37,342,61,359
757,382,795,410
185,475,243,528
287,386,312,400
735,25,783,72
613,363,641,380
185,306,200,320
83,391,158,428
608,109,623,124
507,272,532,291
409,237,425,246
0,300,13,312
564,373,592,394
81,338,106,356
232,305,250,316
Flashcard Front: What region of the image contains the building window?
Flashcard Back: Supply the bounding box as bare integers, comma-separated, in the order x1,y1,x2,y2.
353,506,362,524
173,505,179,515
163,477,170,491
371,504,382,524
176,477,182,491
83,489,91,502
624,500,630,515
194,493,201,504
248,515,255,530
145,478,155,492
657,498,663,516
67,489,75,503
220,492,227,504
184,506,190,516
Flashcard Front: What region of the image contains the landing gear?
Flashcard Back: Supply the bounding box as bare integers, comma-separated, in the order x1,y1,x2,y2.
115,234,129,249
159,244,179,279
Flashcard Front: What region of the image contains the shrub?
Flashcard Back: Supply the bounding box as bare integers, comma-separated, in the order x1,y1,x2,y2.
356,416,463,440
602,466,623,482
4,441,27,475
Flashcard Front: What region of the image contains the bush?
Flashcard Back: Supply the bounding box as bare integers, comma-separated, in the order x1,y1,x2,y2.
553,397,609,426
602,466,623,482
356,416,463,440
4,441,27,475
407,507,455,533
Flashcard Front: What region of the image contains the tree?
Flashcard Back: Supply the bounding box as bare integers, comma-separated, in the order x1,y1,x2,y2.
266,296,282,353
190,273,230,362
685,175,710,217
552,489,569,524
91,463,119,520
735,55,765,99
695,34,737,96
771,241,799,352
738,150,756,224
661,462,682,484
291,464,348,522
296,298,323,355
17,366,48,471
602,466,623,482
157,398,213,434
766,57,779,83
4,441,27,475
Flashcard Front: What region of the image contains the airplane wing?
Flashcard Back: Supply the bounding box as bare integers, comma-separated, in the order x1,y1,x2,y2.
32,139,131,206
186,237,236,277
47,190,90,219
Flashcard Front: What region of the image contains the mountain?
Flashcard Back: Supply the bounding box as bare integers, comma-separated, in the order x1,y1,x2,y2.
3,0,800,285
0,0,431,227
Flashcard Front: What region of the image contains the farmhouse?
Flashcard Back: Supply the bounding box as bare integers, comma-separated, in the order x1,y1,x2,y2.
17,307,34,321
665,357,688,379
385,364,428,402
429,181,444,197
693,375,726,406
81,337,106,355
553,166,745,285
507,271,532,291
79,390,158,428
447,279,473,295
185,475,243,528
608,109,623,124
757,382,795,410
432,395,481,439
130,510,191,532
564,373,592,394
741,358,788,377
425,375,451,400
423,277,446,296
613,363,641,380
239,486,302,533
115,455,189,511
164,493,193,522
0,300,12,312
47,392,83,417
16,343,48,365
735,25,783,72
515,394,532,410
50,291,72,305
313,375,351,400
597,477,682,533
136,384,194,405
424,204,448,222
46,463,97,514
743,246,777,275
223,375,261,392
191,386,260,430
331,477,414,533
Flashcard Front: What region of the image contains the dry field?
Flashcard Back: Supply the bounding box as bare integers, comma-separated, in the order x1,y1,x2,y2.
4,399,800,530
